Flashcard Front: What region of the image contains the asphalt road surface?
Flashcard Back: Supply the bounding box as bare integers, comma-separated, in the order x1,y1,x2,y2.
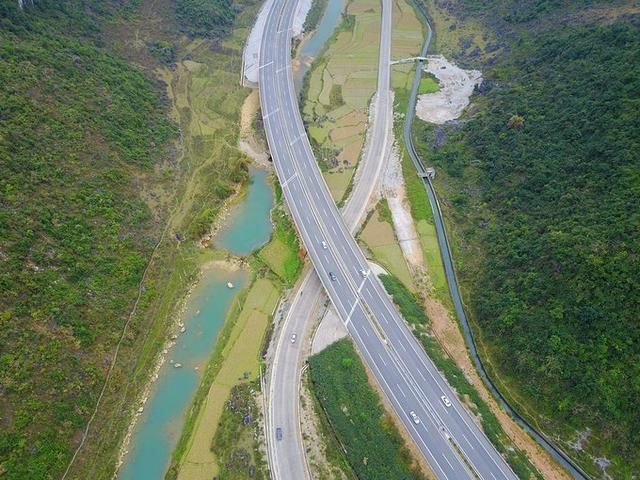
262,0,393,477
259,0,518,478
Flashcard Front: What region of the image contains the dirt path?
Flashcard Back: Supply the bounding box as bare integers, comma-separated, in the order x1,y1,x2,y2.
238,90,271,167
382,143,424,270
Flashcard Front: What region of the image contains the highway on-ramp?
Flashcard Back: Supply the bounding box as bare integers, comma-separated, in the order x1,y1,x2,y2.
259,0,518,478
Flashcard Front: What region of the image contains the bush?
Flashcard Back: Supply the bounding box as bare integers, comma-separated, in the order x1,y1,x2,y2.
0,2,175,477
309,339,426,480
419,18,640,475
175,0,236,38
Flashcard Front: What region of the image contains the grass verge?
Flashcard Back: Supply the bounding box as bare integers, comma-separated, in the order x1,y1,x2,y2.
418,73,440,94
359,201,416,291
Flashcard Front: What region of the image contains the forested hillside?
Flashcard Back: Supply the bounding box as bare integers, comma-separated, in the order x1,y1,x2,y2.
175,0,236,37
415,1,639,477
0,0,243,478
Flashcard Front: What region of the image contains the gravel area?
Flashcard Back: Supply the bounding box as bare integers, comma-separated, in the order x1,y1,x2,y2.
382,143,424,270
415,54,482,124
311,306,347,355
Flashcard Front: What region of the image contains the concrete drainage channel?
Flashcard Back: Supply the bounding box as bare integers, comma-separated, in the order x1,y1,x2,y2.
403,4,590,479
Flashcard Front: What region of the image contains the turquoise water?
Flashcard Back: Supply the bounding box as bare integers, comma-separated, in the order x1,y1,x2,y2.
295,0,345,91
118,169,272,479
216,167,274,255
118,269,248,480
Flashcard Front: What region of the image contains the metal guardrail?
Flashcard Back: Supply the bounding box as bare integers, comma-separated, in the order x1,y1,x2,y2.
401,5,590,479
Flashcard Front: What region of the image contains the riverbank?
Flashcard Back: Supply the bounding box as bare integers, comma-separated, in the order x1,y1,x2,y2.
118,258,250,479
169,277,279,480
164,185,302,479
116,162,268,475
60,0,267,476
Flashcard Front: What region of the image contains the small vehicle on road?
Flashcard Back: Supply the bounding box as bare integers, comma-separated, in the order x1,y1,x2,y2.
321,240,328,249
441,395,452,407
290,333,297,344
410,411,420,424
360,268,369,278
329,272,337,281
276,427,283,441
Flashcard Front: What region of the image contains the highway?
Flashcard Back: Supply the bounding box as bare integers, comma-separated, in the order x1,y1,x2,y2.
263,0,393,476
259,0,518,478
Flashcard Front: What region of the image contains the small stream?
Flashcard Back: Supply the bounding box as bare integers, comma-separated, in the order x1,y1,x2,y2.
118,167,273,479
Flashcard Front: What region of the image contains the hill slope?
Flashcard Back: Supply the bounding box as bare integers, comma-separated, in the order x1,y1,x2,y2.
414,1,639,477
0,0,244,477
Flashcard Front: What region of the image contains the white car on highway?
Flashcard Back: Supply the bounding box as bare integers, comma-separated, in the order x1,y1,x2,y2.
410,411,420,424
441,395,452,407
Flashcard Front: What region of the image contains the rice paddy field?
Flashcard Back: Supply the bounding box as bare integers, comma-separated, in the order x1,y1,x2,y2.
303,0,381,202
390,0,425,92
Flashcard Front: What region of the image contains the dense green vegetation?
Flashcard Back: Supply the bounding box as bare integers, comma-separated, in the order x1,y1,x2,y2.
0,0,260,477
175,0,236,38
0,1,175,477
309,339,426,480
455,0,619,27
256,181,303,285
415,2,639,475
379,275,428,328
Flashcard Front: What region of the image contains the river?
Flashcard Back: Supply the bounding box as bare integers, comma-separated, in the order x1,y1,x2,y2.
295,0,345,92
118,0,345,472
118,167,273,479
